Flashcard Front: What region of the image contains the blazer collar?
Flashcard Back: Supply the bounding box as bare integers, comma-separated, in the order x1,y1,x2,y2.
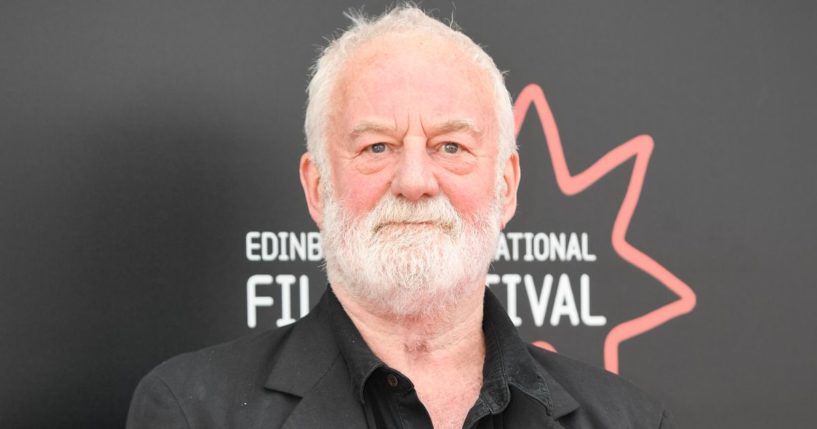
263,290,367,427
263,287,579,425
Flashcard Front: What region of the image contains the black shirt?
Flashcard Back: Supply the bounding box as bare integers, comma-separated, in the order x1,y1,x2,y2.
327,287,562,429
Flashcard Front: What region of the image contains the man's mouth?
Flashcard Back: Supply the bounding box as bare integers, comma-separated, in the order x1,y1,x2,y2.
374,221,453,234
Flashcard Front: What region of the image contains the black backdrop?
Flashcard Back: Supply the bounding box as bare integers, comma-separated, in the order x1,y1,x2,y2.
2,1,815,427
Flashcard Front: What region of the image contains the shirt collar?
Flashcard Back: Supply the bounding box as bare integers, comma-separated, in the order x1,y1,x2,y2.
326,285,558,415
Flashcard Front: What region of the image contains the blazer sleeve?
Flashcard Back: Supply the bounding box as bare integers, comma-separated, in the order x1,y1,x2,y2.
126,373,191,429
658,409,675,429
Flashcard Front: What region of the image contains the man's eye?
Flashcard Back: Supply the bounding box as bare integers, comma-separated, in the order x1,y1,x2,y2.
442,142,460,154
369,143,387,154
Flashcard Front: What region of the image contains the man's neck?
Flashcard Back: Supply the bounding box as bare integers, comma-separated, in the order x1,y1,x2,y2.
332,283,487,427
332,283,486,369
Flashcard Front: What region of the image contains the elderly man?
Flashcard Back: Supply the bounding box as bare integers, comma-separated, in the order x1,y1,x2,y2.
127,6,672,429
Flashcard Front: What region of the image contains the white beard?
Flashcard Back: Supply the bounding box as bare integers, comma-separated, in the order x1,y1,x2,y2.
321,187,502,318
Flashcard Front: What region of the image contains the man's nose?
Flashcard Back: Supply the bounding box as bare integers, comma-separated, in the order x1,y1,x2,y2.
390,144,440,201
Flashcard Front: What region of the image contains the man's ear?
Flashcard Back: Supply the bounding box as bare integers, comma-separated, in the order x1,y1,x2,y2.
500,151,521,229
300,152,324,228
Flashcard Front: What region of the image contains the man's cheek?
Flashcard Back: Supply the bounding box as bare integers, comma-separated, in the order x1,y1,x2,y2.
336,177,390,211
338,188,381,216
444,190,486,218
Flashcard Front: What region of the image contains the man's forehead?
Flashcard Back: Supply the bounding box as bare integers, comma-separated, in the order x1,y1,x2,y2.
330,30,497,140
350,118,483,137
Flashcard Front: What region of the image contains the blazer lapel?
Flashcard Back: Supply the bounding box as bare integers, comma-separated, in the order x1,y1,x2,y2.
263,291,367,428
280,354,367,429
542,373,580,423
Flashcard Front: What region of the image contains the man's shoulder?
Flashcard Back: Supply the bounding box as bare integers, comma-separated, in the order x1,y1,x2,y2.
146,325,295,389
526,344,657,402
127,326,300,429
526,345,672,428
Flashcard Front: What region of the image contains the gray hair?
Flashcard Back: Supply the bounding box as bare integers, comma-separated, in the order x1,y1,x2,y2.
304,4,516,177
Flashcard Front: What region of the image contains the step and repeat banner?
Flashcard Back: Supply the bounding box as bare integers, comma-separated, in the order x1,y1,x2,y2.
2,1,814,428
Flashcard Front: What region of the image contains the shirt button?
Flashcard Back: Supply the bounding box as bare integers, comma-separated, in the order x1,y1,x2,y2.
386,373,399,387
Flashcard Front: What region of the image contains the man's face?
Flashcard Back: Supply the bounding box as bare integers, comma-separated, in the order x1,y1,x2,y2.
300,32,520,316
326,32,505,225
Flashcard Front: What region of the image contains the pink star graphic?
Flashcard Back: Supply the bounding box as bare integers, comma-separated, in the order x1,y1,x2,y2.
515,84,697,374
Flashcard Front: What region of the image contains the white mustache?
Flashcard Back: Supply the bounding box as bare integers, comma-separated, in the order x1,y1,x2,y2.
366,195,462,235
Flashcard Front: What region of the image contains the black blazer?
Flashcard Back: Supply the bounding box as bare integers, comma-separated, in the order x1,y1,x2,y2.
126,292,673,428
